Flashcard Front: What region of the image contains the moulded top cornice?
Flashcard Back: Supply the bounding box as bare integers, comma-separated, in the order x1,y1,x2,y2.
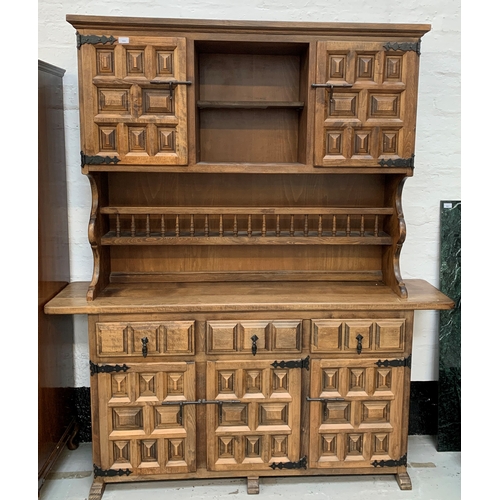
66,14,431,38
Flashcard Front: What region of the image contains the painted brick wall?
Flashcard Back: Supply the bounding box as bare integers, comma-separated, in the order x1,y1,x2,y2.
38,0,460,386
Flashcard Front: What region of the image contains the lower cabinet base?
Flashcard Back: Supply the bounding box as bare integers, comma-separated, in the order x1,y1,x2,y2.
87,468,412,498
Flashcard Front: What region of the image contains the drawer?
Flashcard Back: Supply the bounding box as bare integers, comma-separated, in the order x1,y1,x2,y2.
96,321,195,357
311,318,406,354
207,320,302,354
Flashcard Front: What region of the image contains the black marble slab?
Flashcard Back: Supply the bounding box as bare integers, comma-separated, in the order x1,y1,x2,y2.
437,200,461,451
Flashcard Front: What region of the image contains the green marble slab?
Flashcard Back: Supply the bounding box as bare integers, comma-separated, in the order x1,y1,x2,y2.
437,200,461,451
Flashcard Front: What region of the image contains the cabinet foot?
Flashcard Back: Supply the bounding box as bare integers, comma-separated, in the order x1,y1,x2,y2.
396,471,412,490
247,476,259,494
89,479,106,500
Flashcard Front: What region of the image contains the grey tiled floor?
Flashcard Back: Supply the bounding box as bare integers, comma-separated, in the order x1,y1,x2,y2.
39,435,460,499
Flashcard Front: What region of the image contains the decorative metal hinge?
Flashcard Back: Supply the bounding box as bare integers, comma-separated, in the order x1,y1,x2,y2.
378,155,414,168
372,454,407,468
375,355,411,368
76,32,117,49
89,361,130,376
270,456,307,470
93,465,132,478
271,356,309,371
384,41,421,55
81,152,121,168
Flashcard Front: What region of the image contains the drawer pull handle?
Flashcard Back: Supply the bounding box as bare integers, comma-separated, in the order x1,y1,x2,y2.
356,334,363,355
251,335,259,356
141,337,148,358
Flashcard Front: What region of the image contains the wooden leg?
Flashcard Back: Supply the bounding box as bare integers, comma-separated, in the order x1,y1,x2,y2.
396,471,412,490
89,479,106,500
247,476,259,494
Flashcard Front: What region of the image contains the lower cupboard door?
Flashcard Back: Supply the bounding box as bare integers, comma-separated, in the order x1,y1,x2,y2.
308,358,406,469
95,362,196,475
206,360,302,472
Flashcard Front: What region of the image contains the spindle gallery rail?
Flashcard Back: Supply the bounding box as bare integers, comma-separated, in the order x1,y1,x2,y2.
99,207,394,245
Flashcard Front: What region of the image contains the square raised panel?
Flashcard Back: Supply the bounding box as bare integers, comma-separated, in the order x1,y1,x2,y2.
98,88,130,114
126,49,145,76
207,321,238,353
143,89,174,114
375,319,405,351
96,49,115,75
312,320,342,352
369,93,400,118
328,92,358,118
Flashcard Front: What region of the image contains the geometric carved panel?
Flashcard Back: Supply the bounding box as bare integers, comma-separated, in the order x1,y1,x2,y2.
218,371,236,396
381,130,399,154
140,439,158,466
138,373,158,401
384,56,403,82
328,93,357,117
322,368,340,393
244,436,262,461
271,370,289,396
372,433,390,458
329,54,347,79
348,368,366,393
99,126,117,152
375,319,405,351
344,321,373,351
320,434,338,460
271,320,301,352
369,93,400,118
126,49,145,76
326,131,343,155
353,130,371,155
244,370,263,396
112,407,143,431
166,372,184,397
158,128,176,152
128,127,147,153
221,403,248,426
356,54,375,81
154,406,181,429
156,51,174,77
374,368,392,393
361,401,390,424
324,401,351,425
166,438,186,464
312,319,343,352
112,440,131,466
207,322,238,353
259,403,288,426
271,435,288,458
345,433,364,459
110,373,130,401
98,88,129,113
96,49,115,75
143,90,173,114
218,437,237,461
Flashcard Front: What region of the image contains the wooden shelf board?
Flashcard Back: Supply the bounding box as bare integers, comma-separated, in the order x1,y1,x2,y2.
197,100,305,109
44,280,455,315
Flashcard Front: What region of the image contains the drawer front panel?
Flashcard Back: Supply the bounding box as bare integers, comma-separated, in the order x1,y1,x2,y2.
207,320,302,354
96,321,195,357
311,318,406,353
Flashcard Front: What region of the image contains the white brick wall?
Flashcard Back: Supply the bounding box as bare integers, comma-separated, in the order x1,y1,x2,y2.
38,0,460,386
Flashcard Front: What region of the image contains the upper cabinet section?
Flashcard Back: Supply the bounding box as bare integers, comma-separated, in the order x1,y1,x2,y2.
313,41,420,168
69,16,430,172
79,36,188,166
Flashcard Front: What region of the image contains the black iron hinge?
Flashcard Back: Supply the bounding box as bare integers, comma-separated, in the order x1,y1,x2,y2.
378,155,414,168
93,465,132,478
81,152,121,168
384,41,421,55
76,32,117,49
270,456,307,470
375,355,411,368
89,360,130,376
271,356,309,371
372,454,407,468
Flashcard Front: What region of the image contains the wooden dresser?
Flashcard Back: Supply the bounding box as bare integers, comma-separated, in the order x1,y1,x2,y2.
45,16,454,498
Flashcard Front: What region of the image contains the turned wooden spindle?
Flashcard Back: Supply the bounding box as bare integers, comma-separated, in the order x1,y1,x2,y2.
233,215,238,236
161,214,165,237
146,214,150,237
374,215,379,237
247,214,252,237
318,214,323,236
219,215,223,237
190,215,195,236
205,215,209,237
116,214,120,237
346,215,351,236
304,214,309,236
276,214,280,236
131,215,136,237
332,215,337,236
175,215,180,237
360,215,365,236
290,215,295,236
262,214,266,237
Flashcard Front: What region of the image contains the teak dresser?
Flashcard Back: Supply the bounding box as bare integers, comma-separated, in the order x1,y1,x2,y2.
44,15,454,498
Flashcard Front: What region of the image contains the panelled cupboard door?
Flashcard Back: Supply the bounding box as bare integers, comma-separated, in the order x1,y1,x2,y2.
206,360,302,471
308,358,405,468
79,36,188,165
313,41,419,167
95,362,196,475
